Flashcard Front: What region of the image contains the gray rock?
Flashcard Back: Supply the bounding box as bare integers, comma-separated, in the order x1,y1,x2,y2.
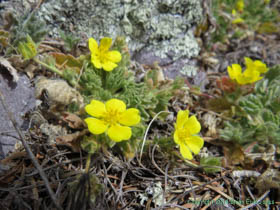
1,0,202,77
0,71,36,159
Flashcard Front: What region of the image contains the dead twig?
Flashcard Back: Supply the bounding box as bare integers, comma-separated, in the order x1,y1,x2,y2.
206,184,244,208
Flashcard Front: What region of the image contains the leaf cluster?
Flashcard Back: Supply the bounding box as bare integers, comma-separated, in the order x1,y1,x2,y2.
0,10,47,56
220,65,280,146
8,10,48,47
59,30,80,52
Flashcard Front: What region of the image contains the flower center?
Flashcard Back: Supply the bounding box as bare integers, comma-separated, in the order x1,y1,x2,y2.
98,48,108,64
102,108,121,126
177,128,191,141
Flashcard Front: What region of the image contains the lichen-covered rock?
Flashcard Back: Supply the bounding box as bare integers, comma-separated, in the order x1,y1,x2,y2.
1,0,202,77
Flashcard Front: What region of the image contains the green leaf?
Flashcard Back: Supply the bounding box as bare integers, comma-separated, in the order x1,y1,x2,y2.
81,136,100,154
200,157,222,174
17,35,37,60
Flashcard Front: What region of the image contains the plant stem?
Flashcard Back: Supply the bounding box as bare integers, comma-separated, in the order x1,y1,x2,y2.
85,153,92,173
172,151,199,168
33,57,81,88
33,57,63,76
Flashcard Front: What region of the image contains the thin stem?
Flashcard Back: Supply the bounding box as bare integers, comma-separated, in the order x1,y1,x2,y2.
33,57,63,76
139,111,171,163
33,57,80,88
172,151,199,168
85,153,92,173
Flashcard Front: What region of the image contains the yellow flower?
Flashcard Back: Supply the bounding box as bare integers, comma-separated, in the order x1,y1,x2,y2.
173,110,204,160
232,17,244,24
227,64,261,85
244,57,268,74
88,37,122,71
84,99,140,142
227,58,268,85
236,0,244,12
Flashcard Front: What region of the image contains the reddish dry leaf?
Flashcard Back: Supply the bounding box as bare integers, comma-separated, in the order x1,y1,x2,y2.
216,76,236,93
49,52,83,73
56,130,88,152
208,140,245,166
223,143,245,166
61,112,86,129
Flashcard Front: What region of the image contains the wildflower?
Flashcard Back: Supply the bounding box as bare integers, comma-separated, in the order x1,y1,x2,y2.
244,57,268,74
232,17,244,24
173,110,204,160
231,8,244,24
236,0,244,12
227,58,268,85
88,37,122,71
84,99,140,142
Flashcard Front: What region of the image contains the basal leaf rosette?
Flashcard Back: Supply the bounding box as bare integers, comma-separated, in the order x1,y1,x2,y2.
84,99,140,142
88,37,122,71
174,110,204,160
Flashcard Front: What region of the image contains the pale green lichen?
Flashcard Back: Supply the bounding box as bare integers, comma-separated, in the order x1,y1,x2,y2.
180,64,198,77
1,0,202,76
35,0,202,63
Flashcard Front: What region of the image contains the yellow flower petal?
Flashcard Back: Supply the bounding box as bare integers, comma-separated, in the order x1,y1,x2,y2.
105,99,126,113
119,108,140,126
243,68,262,83
105,51,122,63
185,136,204,154
85,100,106,118
184,115,201,135
254,60,268,73
102,61,118,71
228,64,242,80
179,143,193,160
88,38,98,53
232,18,244,24
176,110,189,128
173,130,180,144
99,37,112,52
107,124,131,142
91,55,102,69
236,0,244,12
244,57,253,69
236,74,247,85
85,118,108,135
